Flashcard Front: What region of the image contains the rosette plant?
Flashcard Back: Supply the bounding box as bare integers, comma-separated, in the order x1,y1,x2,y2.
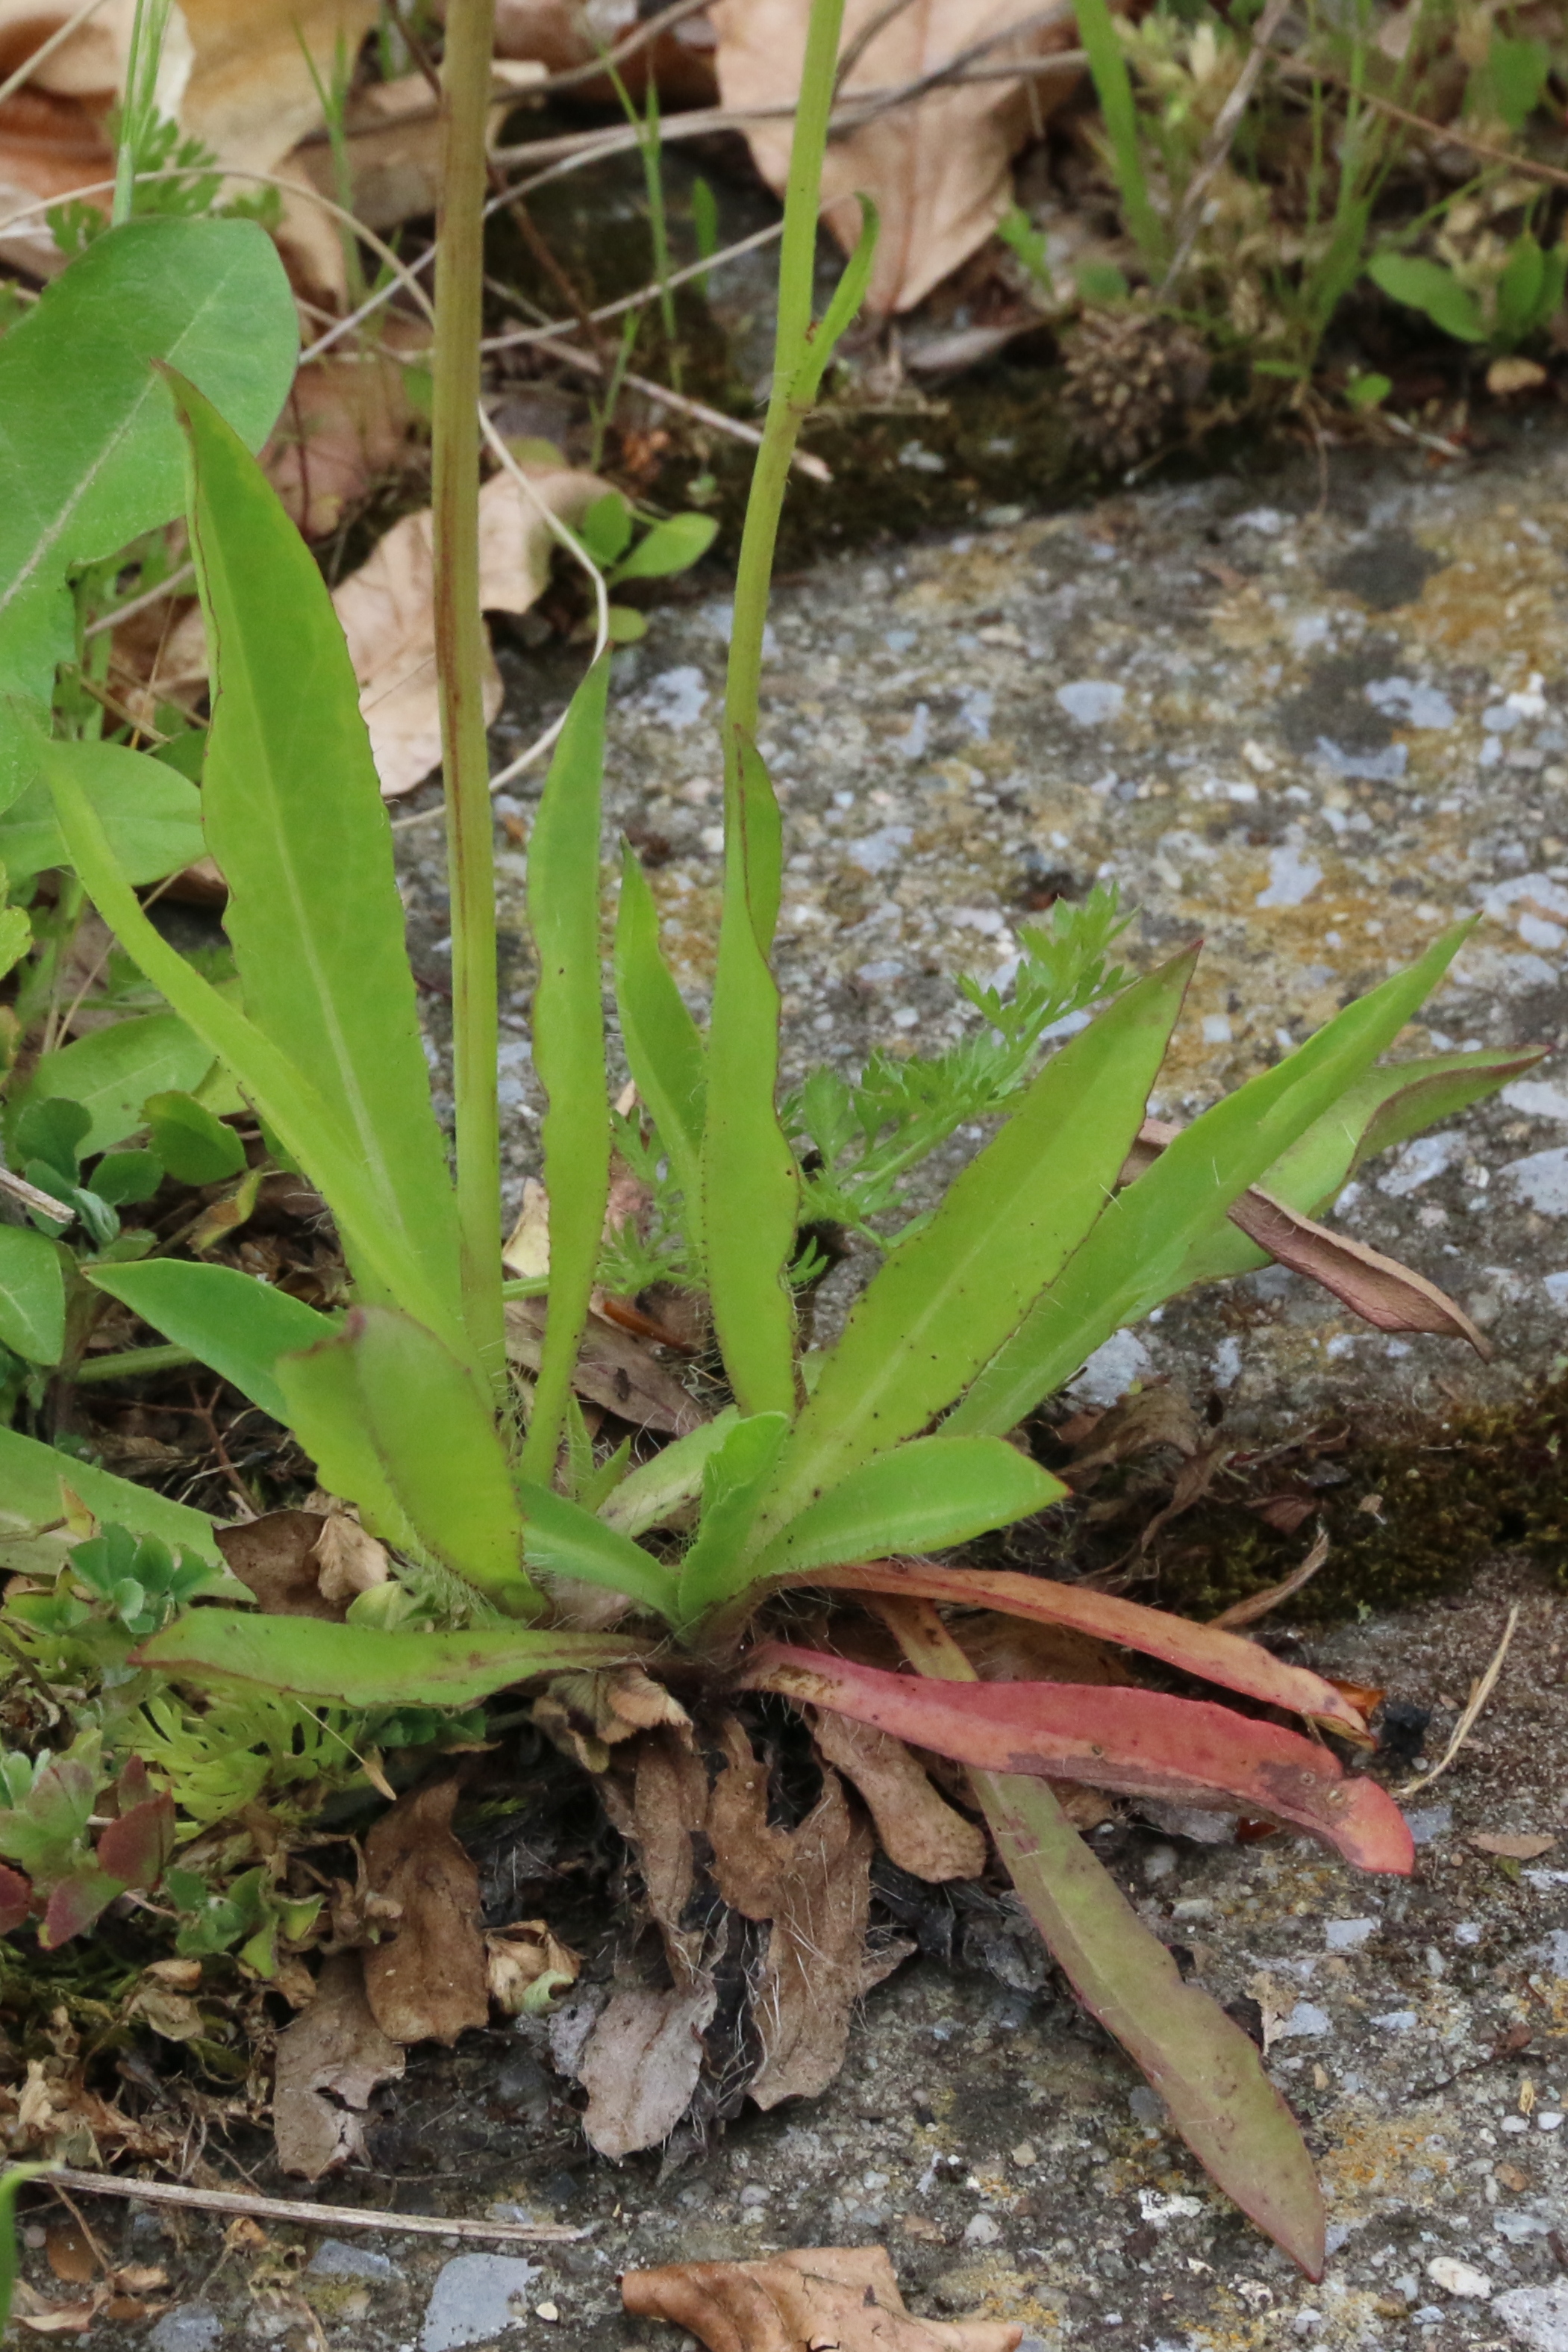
0,0,1539,2277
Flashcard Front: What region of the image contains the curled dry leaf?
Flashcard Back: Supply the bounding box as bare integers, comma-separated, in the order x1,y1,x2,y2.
311,1512,390,1606
265,349,420,541
709,0,1082,314
334,465,605,796
622,2246,1024,2352
289,66,544,235
488,0,718,105
486,1918,581,2016
578,1980,720,2160
808,1707,987,1883
1471,1832,1557,1859
362,1776,490,2045
1066,1383,1202,1477
273,1949,404,2180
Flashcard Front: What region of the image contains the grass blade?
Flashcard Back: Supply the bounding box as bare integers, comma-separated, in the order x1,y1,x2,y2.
949,925,1473,1438
1073,0,1166,269
134,1612,640,1708
614,843,706,1260
520,659,612,1483
751,951,1194,1547
40,740,465,1354
168,368,467,1353
702,743,797,1419
87,1261,335,1424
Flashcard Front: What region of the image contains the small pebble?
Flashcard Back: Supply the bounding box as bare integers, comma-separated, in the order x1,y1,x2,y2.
1428,2257,1493,2300
1011,2142,1037,2168
534,2305,560,2324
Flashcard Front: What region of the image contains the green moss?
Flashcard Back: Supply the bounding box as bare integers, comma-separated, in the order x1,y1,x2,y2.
1152,1380,1568,1623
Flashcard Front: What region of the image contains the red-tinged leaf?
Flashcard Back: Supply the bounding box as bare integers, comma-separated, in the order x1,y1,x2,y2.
980,1770,1325,2276
40,1867,124,1948
96,1792,175,1889
743,1645,1414,1873
1227,1187,1490,1356
805,1560,1370,1741
0,1865,31,1935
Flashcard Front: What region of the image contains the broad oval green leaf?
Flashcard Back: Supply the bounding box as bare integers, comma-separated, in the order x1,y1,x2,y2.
0,1226,65,1364
143,1089,247,1185
0,1422,222,1577
1367,252,1487,343
87,1259,334,1424
516,1478,678,1620
0,218,296,723
599,1408,737,1538
0,738,204,888
519,658,612,1482
753,1435,1065,1582
134,1609,641,1709
751,950,1195,1549
615,511,719,581
166,370,468,1363
11,1011,215,1158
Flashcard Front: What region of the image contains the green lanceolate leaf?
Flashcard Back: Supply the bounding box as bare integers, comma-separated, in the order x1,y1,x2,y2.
0,739,204,886
516,1479,678,1620
950,926,1473,1438
272,1332,422,1558
520,659,612,1483
751,951,1195,1549
0,1226,65,1364
613,511,719,581
675,1411,789,1623
0,2165,56,2336
1367,252,1486,343
614,844,706,1258
166,370,468,1359
599,1409,737,1538
1174,1045,1544,1290
11,1013,216,1159
0,1423,222,1575
0,217,295,732
294,1308,539,1615
87,1261,334,1424
134,1611,641,1709
752,1435,1065,1582
703,740,796,1419
40,740,466,1347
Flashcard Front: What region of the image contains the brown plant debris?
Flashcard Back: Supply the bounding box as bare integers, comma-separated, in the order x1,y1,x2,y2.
272,1950,405,2181
362,1776,490,2045
622,2245,1025,2352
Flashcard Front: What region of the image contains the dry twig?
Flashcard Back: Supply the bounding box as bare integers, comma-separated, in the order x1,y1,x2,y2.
1400,1602,1521,1797
43,2168,586,2245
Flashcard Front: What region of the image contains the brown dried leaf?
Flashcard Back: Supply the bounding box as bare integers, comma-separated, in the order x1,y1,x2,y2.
622,2245,1024,2352
485,1919,581,2017
709,0,1081,314
808,1709,986,1884
263,352,419,541
1471,1832,1558,1859
578,1980,719,2161
362,1777,489,2045
602,1724,710,1986
1067,1384,1201,1477
708,1721,876,2107
217,1511,339,1620
332,466,605,796
44,2227,94,2286
311,1514,390,1606
505,1297,708,1436
273,1950,404,2180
